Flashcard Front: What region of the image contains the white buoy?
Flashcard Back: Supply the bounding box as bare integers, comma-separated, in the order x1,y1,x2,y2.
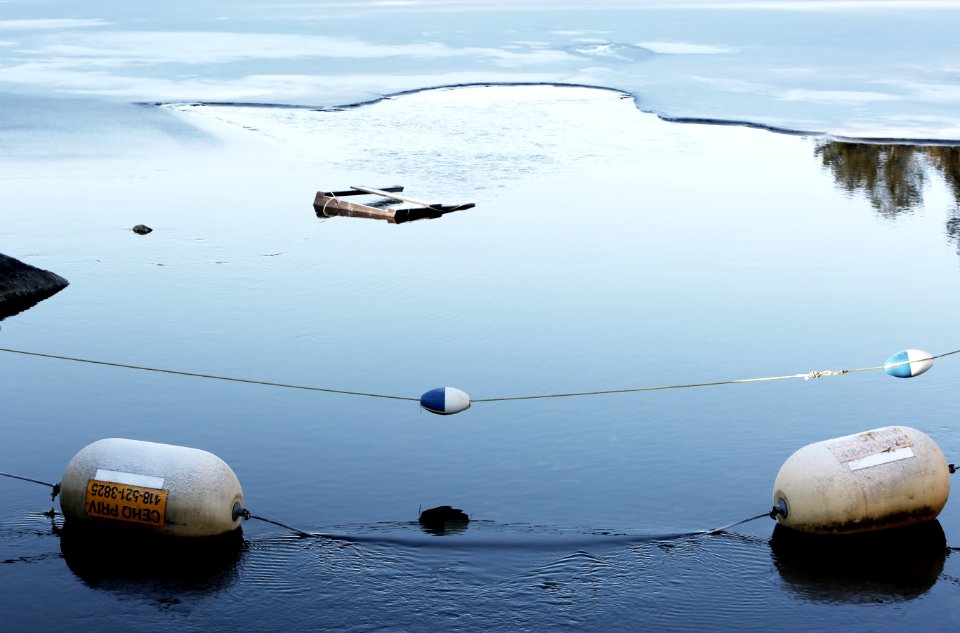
420,387,471,415
60,438,245,537
772,426,950,534
884,349,934,378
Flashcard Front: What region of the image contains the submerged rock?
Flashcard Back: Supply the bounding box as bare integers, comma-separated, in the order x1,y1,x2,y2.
0,253,69,320
418,505,470,536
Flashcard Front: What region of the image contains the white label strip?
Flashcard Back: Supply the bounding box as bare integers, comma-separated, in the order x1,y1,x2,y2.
94,468,165,489
847,447,915,471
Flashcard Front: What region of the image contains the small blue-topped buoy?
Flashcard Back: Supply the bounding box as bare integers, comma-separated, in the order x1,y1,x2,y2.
884,349,934,378
420,387,471,415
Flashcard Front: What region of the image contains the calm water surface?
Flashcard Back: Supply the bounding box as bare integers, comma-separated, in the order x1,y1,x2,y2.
3,86,960,631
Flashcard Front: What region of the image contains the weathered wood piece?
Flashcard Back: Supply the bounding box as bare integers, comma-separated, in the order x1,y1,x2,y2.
313,185,475,224
314,193,396,220
351,185,436,207
0,253,69,320
319,186,404,198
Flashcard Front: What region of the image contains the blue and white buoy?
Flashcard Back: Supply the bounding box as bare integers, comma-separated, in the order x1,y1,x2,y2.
884,349,934,378
420,387,471,415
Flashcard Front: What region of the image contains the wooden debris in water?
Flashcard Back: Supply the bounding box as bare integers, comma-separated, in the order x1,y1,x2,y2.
313,185,475,224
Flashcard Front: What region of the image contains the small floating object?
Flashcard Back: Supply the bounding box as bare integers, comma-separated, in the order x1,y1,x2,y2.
884,349,933,378
313,185,475,224
772,426,949,535
60,438,245,537
419,505,470,535
132,224,153,235
420,387,471,415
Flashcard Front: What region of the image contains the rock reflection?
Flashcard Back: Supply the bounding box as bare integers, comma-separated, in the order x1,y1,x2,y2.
770,521,946,604
60,523,245,606
815,142,960,253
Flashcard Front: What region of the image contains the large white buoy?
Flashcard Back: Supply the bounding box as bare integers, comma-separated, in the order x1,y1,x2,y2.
884,349,934,378
60,438,245,537
420,387,471,415
772,426,950,535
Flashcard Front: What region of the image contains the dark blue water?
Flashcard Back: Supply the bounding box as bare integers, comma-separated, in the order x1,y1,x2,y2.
3,84,960,630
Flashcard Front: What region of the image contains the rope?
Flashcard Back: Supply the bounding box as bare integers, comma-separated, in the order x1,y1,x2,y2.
320,191,339,217
0,471,57,489
472,348,960,402
0,477,316,537
247,513,315,538
241,507,771,540
0,347,418,402
1,471,61,506
703,511,773,535
1,346,957,406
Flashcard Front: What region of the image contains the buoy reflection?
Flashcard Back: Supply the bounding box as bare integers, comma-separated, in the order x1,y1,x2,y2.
60,523,245,599
770,521,947,604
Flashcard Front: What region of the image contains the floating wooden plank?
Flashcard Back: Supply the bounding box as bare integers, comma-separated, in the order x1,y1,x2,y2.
313,185,475,224
351,185,436,208
319,186,404,198
314,193,394,221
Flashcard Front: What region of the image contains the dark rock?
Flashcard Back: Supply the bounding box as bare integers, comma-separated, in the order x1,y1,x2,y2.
0,253,69,320
418,505,469,536
132,224,153,235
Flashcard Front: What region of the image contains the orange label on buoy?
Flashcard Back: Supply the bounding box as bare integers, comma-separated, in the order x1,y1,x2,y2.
828,428,914,465
85,479,168,527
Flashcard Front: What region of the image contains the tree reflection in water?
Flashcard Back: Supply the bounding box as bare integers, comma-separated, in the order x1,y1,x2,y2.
927,147,960,251
815,142,960,254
